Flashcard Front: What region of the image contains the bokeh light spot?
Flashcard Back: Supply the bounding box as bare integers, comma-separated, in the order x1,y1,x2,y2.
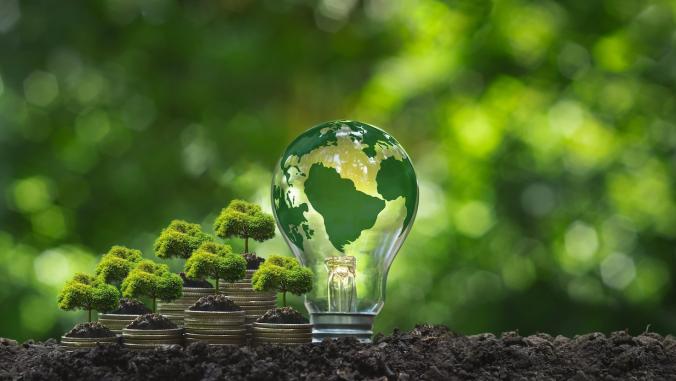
23,71,59,107
564,221,599,263
0,0,20,33
10,176,54,213
75,109,111,143
31,206,68,239
453,200,495,238
600,252,636,290
521,183,555,217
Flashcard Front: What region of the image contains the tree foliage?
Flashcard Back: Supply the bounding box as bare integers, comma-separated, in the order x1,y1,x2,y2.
95,245,143,285
214,200,275,253
154,220,213,260
252,255,313,306
184,242,247,290
57,273,120,322
121,259,182,311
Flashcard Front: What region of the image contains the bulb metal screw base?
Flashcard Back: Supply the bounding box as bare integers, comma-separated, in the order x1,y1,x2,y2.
310,312,375,343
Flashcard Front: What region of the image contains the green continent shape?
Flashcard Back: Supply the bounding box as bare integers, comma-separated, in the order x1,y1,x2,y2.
273,185,311,249
376,156,418,229
304,163,385,251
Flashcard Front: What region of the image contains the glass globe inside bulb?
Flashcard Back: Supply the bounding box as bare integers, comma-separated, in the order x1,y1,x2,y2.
271,120,418,342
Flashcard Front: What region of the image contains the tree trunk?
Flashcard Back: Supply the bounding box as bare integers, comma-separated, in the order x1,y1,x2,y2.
88,309,92,323
282,291,287,307
152,297,156,312
216,278,220,292
244,237,249,253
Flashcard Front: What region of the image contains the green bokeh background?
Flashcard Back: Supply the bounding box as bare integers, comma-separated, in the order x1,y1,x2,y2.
1,0,676,341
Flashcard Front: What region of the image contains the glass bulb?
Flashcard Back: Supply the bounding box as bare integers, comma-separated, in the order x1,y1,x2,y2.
271,120,418,342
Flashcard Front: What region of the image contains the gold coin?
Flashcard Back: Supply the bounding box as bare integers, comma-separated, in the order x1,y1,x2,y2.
60,336,117,344
122,328,183,336
123,342,181,349
253,327,312,334
184,333,244,340
186,328,246,336
253,323,312,329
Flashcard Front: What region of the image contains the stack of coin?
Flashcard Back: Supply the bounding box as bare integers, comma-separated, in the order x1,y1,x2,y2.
252,322,313,345
183,310,246,346
60,335,118,349
220,270,277,336
157,287,215,326
97,314,141,334
122,328,184,349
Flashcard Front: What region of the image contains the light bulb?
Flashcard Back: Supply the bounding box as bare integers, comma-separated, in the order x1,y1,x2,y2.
271,120,418,342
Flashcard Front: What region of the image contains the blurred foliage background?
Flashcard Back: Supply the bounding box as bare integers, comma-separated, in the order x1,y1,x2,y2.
1,0,676,342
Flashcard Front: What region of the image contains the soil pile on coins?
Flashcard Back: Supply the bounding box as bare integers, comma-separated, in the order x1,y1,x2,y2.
242,253,265,270
109,298,152,315
64,323,115,338
257,307,309,324
126,313,177,330
180,273,214,288
189,294,242,312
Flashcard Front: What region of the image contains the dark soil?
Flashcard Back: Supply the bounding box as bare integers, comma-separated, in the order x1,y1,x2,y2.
256,307,308,324
126,314,177,330
3,326,676,380
64,322,115,338
189,294,242,312
180,272,213,288
242,252,265,270
109,298,152,315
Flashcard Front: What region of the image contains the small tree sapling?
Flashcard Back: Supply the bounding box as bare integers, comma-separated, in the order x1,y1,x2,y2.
184,242,247,291
121,260,182,312
213,200,275,254
58,273,120,322
154,219,213,260
95,245,143,286
252,255,313,306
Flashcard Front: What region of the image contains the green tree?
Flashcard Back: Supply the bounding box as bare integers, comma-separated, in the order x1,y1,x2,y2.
121,260,182,312
95,246,143,286
184,242,247,291
154,220,213,260
57,273,120,322
252,255,313,306
214,200,275,253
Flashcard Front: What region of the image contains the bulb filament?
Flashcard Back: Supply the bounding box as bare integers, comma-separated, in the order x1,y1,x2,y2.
325,256,357,312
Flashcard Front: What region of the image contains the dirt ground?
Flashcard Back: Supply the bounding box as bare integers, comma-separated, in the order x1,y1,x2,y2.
2,325,675,380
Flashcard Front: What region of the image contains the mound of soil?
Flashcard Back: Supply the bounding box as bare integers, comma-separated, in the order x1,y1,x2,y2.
126,314,177,330
256,307,308,324
242,253,265,270
3,326,676,379
189,294,241,312
64,322,115,338
109,298,152,315
180,273,213,288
